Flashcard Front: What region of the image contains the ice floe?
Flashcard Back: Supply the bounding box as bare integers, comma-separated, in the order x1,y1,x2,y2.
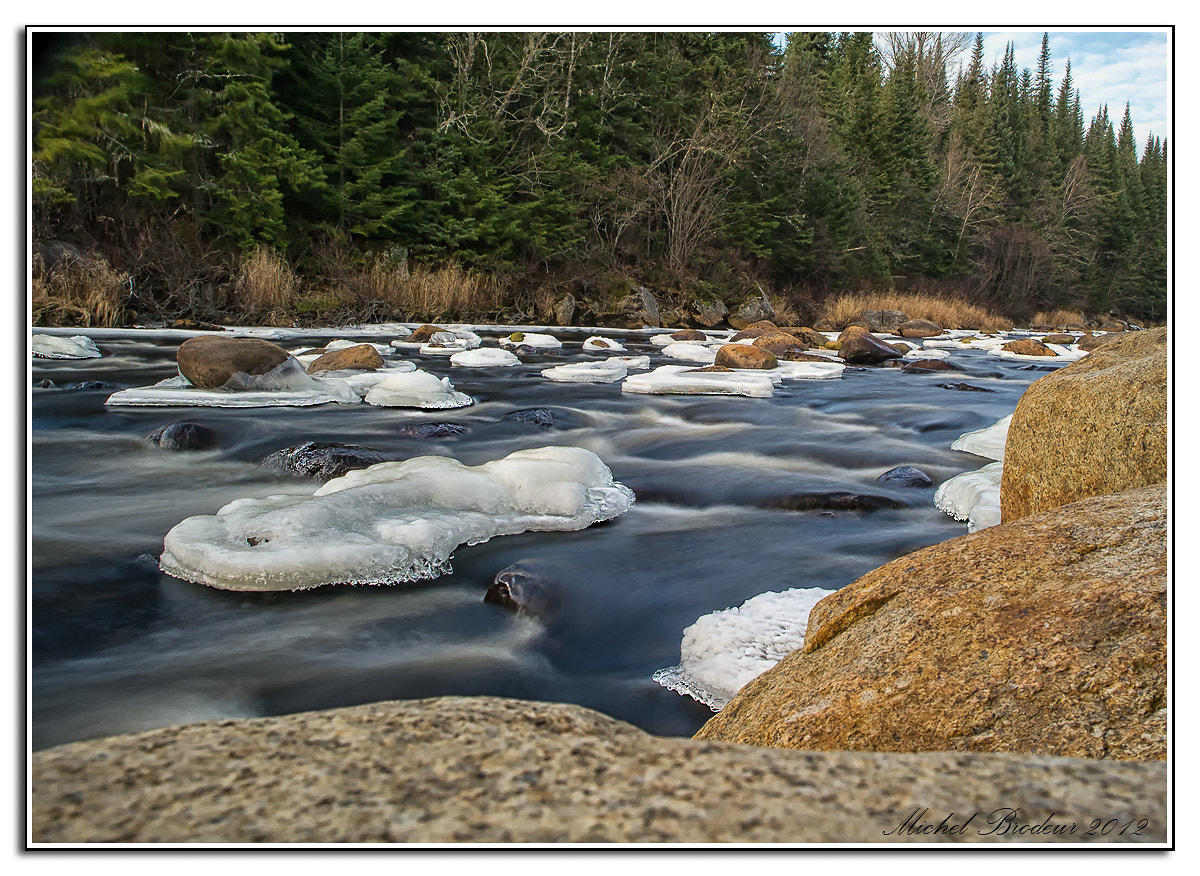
32,334,101,359
582,336,626,352
499,332,562,349
653,587,837,710
935,461,1003,532
105,369,362,407
449,347,521,367
622,365,779,398
541,360,630,384
158,446,635,591
986,343,1086,363
951,414,1011,461
363,369,474,408
660,342,719,364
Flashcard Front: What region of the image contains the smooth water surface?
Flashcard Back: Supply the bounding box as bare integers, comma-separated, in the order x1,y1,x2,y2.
30,326,1049,749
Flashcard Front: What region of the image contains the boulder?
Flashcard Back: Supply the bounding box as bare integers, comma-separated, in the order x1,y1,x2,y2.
728,292,776,330
860,309,907,332
144,421,218,452
670,329,708,341
713,344,778,370
30,696,1166,843
751,331,806,356
898,319,943,339
691,297,729,328
1001,327,1167,523
1041,333,1075,345
781,326,828,348
836,325,904,365
259,442,390,480
170,318,225,332
554,293,576,327
901,358,958,373
395,423,467,439
696,485,1167,762
730,327,767,341
877,466,933,487
407,324,446,344
176,336,294,390
616,285,661,328
1078,332,1125,352
306,344,384,374
1001,338,1057,357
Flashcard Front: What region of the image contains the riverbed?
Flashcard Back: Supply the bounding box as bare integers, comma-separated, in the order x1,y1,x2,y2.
30,323,1053,749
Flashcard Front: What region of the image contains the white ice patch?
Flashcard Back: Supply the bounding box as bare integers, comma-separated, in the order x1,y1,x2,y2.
449,347,520,367
582,336,626,352
613,355,652,370
105,366,362,407
159,446,635,591
773,360,845,380
32,334,101,359
321,338,394,355
363,369,474,408
661,342,718,364
902,346,950,359
541,360,629,384
935,461,1003,532
391,329,482,352
951,414,1011,461
653,587,837,711
987,344,1086,363
621,364,779,398
499,332,562,349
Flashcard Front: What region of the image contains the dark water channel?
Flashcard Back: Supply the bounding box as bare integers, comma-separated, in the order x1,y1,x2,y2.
30,326,1048,749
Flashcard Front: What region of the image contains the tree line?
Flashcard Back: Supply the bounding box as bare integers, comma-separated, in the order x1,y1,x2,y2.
32,31,1168,323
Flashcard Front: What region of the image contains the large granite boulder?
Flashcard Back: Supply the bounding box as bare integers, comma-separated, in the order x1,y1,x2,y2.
751,331,806,356
176,336,294,390
31,696,1166,843
615,285,661,328
898,318,943,338
836,325,904,365
1001,327,1167,522
696,485,1167,762
1001,338,1057,357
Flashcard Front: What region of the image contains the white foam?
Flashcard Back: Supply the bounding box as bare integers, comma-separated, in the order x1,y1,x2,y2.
653,587,837,711
935,461,1003,532
621,364,779,398
541,360,629,383
951,414,1011,461
159,446,635,591
32,334,101,359
363,369,474,408
449,347,520,367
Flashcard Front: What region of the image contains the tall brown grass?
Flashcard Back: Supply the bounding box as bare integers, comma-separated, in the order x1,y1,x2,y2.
234,246,299,313
32,251,127,327
819,292,1012,331
1032,308,1087,327
338,259,503,320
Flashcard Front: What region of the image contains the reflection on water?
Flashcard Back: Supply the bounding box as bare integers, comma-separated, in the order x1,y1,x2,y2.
30,328,1042,749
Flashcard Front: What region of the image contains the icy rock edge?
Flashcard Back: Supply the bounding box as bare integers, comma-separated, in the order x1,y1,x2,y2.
159,446,634,592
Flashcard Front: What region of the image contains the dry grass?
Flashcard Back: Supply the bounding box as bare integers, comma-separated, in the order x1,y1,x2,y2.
768,295,802,327
819,292,1011,331
340,259,503,320
32,252,127,327
234,246,300,313
1032,308,1087,327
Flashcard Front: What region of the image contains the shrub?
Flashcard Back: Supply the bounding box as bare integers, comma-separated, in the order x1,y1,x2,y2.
32,249,127,327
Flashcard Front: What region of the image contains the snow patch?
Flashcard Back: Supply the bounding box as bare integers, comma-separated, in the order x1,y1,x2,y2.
32,334,101,359
951,414,1011,461
935,461,1003,532
621,364,779,398
450,347,521,367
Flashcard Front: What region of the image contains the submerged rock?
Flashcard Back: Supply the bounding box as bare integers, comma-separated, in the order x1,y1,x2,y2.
145,421,219,452
502,408,557,428
395,423,467,439
484,560,560,620
696,484,1167,762
259,442,390,480
760,492,906,512
876,466,933,487
901,358,958,373
937,382,994,393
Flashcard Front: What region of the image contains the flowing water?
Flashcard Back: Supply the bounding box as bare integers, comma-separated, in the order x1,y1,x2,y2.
29,325,1049,750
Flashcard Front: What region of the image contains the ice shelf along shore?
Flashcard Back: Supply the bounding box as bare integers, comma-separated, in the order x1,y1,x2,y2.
935,413,1012,532
654,587,837,711
159,446,635,592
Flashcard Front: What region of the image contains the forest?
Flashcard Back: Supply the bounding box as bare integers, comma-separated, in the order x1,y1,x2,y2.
31,31,1169,328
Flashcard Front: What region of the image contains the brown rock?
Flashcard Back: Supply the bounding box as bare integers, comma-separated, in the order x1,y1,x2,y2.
1078,332,1125,352
686,365,734,372
780,326,828,348
781,350,840,363
691,298,729,328
730,328,767,341
835,325,904,365
1001,338,1057,357
713,344,778,370
1041,333,1075,345
170,318,225,332
29,696,1167,844
898,319,943,338
407,324,446,344
1001,327,1167,523
306,344,385,374
900,358,958,373
751,331,806,356
671,329,708,341
177,336,293,390
696,485,1167,761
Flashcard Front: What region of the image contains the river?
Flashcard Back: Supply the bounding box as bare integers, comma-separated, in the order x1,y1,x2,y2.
29,323,1053,749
